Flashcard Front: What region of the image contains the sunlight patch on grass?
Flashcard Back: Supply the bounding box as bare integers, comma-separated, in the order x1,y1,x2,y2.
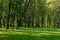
0,32,2,34
0,28,60,40
0,28,60,36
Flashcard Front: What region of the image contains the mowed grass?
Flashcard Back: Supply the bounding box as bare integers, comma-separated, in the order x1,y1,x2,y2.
0,27,60,40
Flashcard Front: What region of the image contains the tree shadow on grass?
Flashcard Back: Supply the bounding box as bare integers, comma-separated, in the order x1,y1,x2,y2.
0,34,60,40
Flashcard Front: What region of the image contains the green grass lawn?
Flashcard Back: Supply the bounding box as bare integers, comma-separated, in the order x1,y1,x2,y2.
0,28,60,40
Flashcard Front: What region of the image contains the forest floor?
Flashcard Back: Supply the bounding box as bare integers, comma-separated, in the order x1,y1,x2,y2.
0,27,60,40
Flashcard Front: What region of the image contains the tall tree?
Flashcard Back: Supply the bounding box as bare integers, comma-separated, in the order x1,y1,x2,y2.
0,0,3,28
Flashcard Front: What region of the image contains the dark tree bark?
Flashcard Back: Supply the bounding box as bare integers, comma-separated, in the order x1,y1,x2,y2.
12,15,15,27
7,0,11,29
35,16,40,27
0,11,2,28
0,1,3,28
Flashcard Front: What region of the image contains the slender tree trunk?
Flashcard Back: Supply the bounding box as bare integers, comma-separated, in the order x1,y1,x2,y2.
7,0,11,29
0,16,2,28
12,15,15,27
54,18,56,28
31,14,34,27
3,19,5,27
35,16,40,27
0,1,3,28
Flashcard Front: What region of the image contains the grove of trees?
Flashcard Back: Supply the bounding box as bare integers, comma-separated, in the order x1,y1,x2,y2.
0,0,60,29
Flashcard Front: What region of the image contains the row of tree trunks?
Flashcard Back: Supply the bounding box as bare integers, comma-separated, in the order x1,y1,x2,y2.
0,0,60,29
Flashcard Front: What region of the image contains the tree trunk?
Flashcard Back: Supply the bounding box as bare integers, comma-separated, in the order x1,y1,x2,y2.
7,0,11,29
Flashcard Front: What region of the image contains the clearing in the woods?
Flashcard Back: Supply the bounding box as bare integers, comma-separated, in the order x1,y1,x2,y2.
0,28,60,40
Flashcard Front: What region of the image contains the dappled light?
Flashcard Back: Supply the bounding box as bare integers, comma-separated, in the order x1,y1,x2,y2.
0,28,60,40
0,0,60,40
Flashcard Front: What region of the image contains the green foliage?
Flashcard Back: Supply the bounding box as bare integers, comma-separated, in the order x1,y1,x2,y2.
0,0,60,28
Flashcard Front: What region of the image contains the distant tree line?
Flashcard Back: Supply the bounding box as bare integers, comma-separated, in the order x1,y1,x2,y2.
0,0,60,29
